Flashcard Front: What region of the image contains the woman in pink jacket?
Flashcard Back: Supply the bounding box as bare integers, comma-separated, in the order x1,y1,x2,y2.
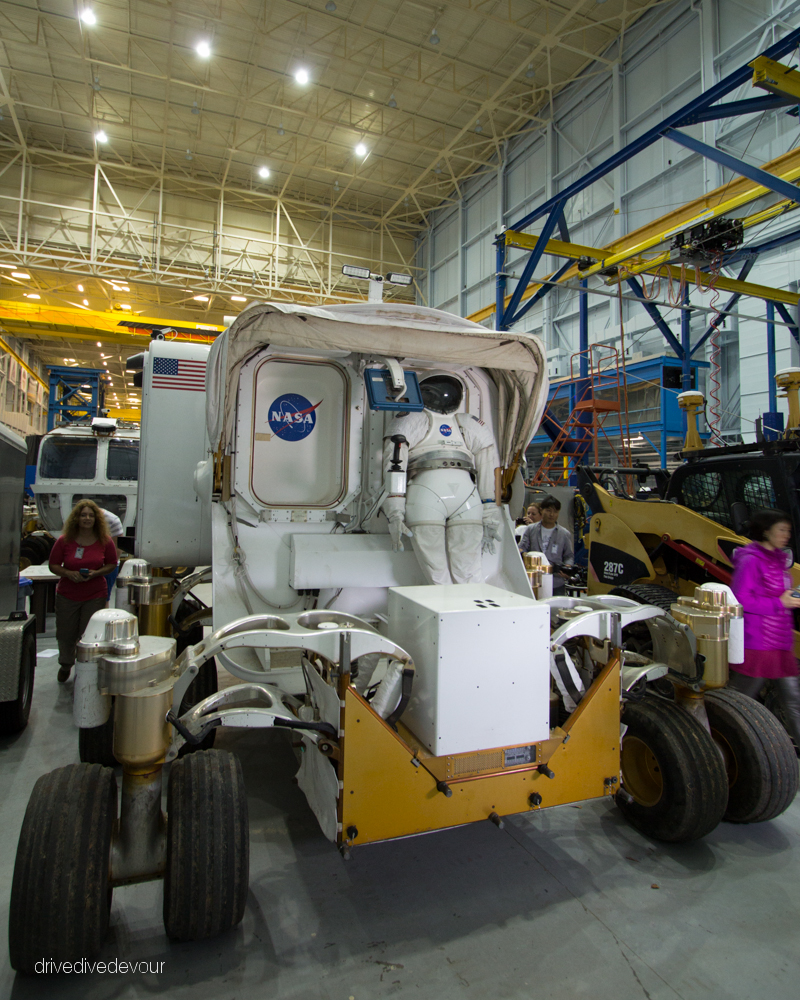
730,508,800,747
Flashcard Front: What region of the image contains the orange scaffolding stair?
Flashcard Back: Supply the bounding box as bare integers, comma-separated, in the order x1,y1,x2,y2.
531,345,631,486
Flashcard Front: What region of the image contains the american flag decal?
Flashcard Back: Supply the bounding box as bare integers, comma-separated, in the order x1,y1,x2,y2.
152,357,207,392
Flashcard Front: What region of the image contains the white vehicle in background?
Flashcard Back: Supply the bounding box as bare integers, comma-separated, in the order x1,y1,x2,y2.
32,419,139,541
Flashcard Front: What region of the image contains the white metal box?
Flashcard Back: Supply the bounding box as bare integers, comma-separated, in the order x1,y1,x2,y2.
386,583,550,756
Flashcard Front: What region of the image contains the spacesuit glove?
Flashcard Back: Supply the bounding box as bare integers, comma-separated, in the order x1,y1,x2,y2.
481,502,503,554
382,495,413,552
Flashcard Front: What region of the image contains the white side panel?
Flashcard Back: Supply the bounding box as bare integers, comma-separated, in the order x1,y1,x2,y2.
290,534,427,589
137,341,212,566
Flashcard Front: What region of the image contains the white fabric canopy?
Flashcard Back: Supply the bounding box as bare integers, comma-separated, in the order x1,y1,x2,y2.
206,301,549,469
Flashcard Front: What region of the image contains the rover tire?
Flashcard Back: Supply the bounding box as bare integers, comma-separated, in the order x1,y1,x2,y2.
163,749,249,941
705,688,798,823
9,763,116,973
618,695,728,842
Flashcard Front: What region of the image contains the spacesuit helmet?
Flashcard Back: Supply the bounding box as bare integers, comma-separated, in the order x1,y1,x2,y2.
419,374,463,414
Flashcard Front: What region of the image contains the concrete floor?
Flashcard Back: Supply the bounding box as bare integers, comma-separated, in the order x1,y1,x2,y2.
1,615,799,1000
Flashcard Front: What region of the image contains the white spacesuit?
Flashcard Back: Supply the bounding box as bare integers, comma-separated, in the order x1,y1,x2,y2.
381,374,503,585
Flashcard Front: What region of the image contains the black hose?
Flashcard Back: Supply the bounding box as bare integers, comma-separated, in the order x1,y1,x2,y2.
166,710,220,746
273,717,338,738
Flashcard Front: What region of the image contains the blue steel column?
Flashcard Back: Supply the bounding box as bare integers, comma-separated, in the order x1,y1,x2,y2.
572,277,590,483
763,301,785,441
495,236,507,331
579,278,588,376
767,301,777,413
681,287,692,392
681,288,692,442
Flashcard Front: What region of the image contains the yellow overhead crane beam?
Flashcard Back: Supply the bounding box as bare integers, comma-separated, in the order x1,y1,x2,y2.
542,165,800,285
468,144,800,323
0,300,224,345
590,199,796,285
504,222,800,307
751,55,800,102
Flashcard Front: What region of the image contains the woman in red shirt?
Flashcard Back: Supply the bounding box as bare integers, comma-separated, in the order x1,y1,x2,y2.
49,499,118,682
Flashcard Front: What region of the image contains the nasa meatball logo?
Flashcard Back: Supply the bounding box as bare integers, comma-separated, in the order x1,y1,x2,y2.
439,424,452,437
268,393,322,441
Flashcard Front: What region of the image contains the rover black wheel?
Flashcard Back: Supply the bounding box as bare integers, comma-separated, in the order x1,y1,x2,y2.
705,688,798,823
9,763,116,973
618,695,728,842
163,749,249,941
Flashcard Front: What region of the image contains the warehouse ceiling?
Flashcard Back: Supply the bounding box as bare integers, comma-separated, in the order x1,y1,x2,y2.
0,0,663,409
1,0,662,224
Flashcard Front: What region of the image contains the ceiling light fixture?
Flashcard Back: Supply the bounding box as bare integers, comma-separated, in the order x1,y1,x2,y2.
231,295,247,302
186,149,193,161
77,284,84,292
191,101,200,115
434,163,442,174
355,142,367,157
95,129,108,143
24,293,41,299
119,303,131,309
526,64,535,79
258,166,270,179
12,271,30,279
92,76,101,92
80,9,97,26
196,40,211,58
429,29,440,45
325,1,337,10
475,121,482,133
193,295,209,302
97,341,102,347
388,93,397,108
83,299,89,306
295,67,309,85
277,123,285,136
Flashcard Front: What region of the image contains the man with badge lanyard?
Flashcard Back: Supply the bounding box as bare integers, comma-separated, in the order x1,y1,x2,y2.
518,495,574,594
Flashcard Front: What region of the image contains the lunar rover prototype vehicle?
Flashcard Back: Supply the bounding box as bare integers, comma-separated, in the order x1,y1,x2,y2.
8,303,797,973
